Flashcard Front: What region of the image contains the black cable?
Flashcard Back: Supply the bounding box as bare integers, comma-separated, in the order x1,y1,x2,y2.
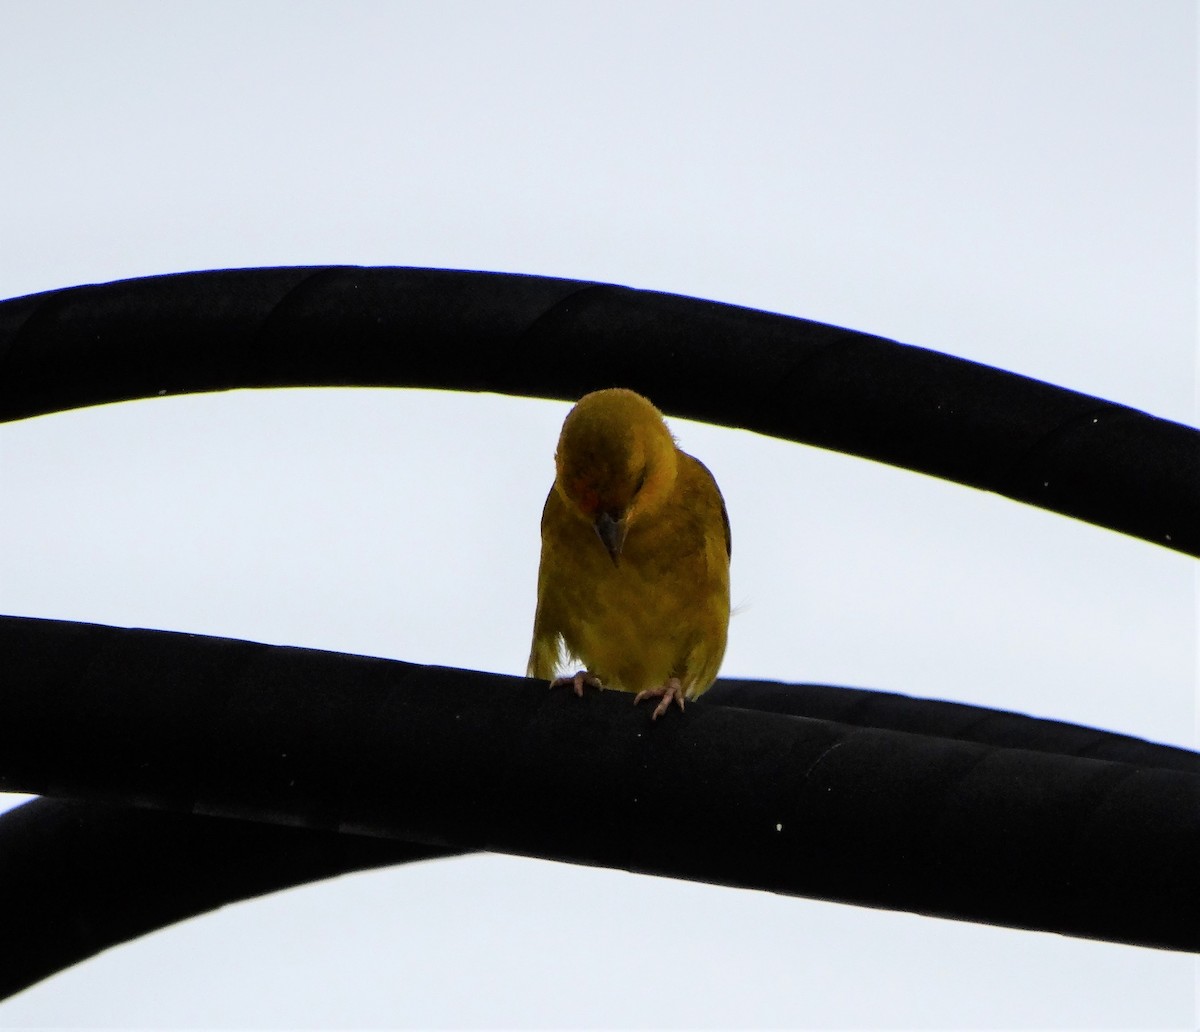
1,615,1196,960
0,267,1195,555
706,680,1200,774
2,666,1193,1003
0,797,459,1002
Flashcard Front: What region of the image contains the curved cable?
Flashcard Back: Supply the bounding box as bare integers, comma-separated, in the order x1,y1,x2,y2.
1,615,1196,961
707,679,1200,773
0,796,459,1001
0,266,1195,555
3,660,1195,1002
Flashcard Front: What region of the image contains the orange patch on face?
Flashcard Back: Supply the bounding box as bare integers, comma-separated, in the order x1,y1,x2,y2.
569,479,600,516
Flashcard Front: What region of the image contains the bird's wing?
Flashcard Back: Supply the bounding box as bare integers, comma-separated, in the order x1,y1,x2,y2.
527,486,566,679
690,457,731,560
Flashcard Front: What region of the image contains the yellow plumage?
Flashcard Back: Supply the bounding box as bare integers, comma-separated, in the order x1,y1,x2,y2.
527,388,731,718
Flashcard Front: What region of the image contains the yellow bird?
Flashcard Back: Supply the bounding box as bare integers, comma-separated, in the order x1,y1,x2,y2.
527,388,731,719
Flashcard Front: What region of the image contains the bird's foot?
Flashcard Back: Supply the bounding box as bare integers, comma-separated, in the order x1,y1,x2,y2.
550,670,603,698
634,677,686,720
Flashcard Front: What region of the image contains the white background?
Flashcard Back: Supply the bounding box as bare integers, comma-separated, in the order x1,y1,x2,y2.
0,1,1196,1028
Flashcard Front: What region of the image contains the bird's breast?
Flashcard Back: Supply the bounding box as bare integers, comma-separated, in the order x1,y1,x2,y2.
558,523,727,695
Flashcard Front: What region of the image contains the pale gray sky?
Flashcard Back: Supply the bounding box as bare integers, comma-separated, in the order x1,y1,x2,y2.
0,2,1196,1028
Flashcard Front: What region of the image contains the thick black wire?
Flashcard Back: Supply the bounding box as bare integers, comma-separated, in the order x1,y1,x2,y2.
3,662,1195,1002
0,797,460,1001
1,615,1197,969
707,679,1200,773
0,266,1196,555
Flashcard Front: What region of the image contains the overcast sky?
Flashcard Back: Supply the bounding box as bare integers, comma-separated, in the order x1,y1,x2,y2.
0,2,1196,1028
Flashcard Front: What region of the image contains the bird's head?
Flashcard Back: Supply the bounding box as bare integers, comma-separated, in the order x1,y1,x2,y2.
554,388,678,565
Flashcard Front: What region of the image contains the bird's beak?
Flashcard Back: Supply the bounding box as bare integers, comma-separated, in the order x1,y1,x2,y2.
593,512,627,565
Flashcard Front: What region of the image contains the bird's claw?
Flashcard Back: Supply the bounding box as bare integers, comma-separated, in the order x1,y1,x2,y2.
634,677,686,720
550,670,603,698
